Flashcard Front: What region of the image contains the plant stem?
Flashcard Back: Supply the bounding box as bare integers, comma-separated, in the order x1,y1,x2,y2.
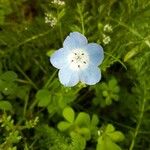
78,4,85,35
104,51,127,70
129,97,146,150
81,15,85,35
59,22,63,44
14,30,51,49
57,9,63,44
23,92,29,117
44,70,58,88
15,64,38,90
29,70,57,111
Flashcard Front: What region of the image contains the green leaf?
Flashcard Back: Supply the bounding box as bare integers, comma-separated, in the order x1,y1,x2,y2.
91,114,99,126
70,132,86,150
0,80,17,95
124,46,139,62
78,127,91,140
108,78,117,88
97,136,122,150
16,85,30,100
57,121,71,131
46,49,56,57
105,124,115,133
63,106,75,123
0,71,17,82
102,90,108,97
109,131,125,142
75,112,90,127
0,101,12,111
36,89,51,107
58,8,65,20
113,86,120,93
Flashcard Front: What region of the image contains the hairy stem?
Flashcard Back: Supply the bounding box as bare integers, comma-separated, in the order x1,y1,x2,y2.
129,97,146,150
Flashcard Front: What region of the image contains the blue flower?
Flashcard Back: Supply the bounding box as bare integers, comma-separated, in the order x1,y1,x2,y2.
50,32,104,87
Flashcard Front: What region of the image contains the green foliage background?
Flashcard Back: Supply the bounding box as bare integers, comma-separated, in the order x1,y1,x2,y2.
0,0,150,149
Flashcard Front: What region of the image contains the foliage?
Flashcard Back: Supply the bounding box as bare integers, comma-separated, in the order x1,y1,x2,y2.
0,0,150,149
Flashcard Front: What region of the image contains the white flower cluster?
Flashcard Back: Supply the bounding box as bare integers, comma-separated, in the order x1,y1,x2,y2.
102,24,112,45
103,24,113,32
51,0,65,5
102,34,111,45
45,13,57,27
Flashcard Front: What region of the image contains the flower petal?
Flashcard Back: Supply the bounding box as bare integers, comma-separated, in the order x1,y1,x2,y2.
50,48,68,69
79,65,101,85
85,43,104,66
58,67,79,87
63,32,88,50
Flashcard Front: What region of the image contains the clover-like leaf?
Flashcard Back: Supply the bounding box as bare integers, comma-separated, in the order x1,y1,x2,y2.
57,121,71,131
75,112,90,127
109,131,125,142
36,89,51,107
91,114,99,126
0,100,12,111
97,124,124,150
0,80,17,95
70,131,86,150
97,136,122,150
105,124,115,133
0,71,17,82
78,127,91,140
108,78,117,88
63,106,75,123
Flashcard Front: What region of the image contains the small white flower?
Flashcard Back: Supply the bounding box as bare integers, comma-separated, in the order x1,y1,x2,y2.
102,34,111,45
52,0,65,5
45,13,57,27
104,24,113,32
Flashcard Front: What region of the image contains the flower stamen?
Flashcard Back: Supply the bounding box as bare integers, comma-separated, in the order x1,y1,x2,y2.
68,49,89,71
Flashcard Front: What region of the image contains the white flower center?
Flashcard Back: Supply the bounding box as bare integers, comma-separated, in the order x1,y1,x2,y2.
68,49,89,71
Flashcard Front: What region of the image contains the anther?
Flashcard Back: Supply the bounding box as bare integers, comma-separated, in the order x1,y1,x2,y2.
71,60,74,62
74,53,77,55
81,53,84,55
83,61,86,64
78,65,80,68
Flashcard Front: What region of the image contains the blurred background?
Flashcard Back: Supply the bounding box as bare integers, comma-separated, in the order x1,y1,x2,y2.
0,0,150,150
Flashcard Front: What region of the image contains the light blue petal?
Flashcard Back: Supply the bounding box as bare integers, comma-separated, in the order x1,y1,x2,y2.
79,65,101,85
63,32,88,50
85,43,104,66
50,48,68,69
58,67,79,87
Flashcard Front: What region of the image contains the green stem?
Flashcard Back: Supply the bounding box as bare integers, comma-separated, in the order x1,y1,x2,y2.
57,9,63,44
23,92,29,117
15,64,38,90
14,30,51,49
111,18,150,48
81,15,85,35
129,97,146,150
78,5,85,34
29,70,58,111
59,22,63,44
44,70,58,88
104,51,127,70
16,79,30,84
